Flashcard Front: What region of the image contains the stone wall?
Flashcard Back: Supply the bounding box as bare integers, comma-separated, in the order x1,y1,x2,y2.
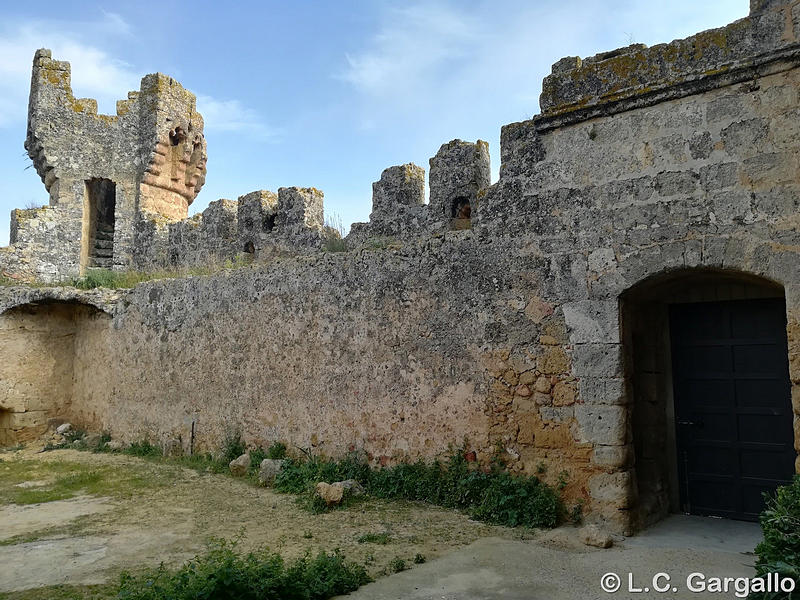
0,1,798,534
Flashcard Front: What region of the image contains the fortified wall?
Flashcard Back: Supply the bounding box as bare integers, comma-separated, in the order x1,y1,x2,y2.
0,0,798,534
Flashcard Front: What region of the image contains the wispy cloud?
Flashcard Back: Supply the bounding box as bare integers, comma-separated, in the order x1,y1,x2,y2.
337,0,748,128
0,13,140,125
196,95,281,141
339,4,482,99
0,12,274,140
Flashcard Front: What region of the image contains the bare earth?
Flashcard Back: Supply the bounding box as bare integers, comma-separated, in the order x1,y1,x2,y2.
0,447,522,595
0,448,762,599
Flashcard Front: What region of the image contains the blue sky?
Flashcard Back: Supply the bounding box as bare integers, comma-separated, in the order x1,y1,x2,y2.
0,0,748,244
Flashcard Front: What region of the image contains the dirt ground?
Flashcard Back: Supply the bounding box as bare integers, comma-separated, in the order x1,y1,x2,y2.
0,446,528,598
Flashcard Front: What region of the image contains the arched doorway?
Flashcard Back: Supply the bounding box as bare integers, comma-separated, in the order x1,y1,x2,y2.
621,268,795,529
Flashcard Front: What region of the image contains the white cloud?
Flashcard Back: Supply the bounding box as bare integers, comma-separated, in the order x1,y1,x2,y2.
196,95,281,141
337,0,749,122
0,14,140,125
0,13,273,140
339,4,482,98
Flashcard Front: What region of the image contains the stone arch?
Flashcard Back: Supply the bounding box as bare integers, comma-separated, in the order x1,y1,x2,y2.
619,267,797,530
0,300,110,445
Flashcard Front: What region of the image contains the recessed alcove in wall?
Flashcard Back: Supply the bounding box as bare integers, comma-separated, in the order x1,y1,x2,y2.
621,269,795,529
0,301,109,444
450,196,472,230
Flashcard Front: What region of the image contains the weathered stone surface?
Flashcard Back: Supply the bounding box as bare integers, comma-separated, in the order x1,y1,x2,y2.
258,458,285,486
0,4,798,536
563,300,620,344
229,452,250,477
315,481,344,505
336,479,366,496
83,432,102,448
315,479,366,505
429,139,490,229
0,49,207,281
539,4,797,117
579,524,614,548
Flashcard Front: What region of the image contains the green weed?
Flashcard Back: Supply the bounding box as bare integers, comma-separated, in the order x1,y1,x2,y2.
273,449,562,528
116,537,369,600
751,475,800,599
388,557,406,573
267,441,288,459
123,440,161,457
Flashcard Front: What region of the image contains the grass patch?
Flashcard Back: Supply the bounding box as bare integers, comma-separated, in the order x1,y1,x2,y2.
62,255,256,291
274,450,562,528
11,471,103,505
122,440,161,458
0,444,25,453
0,459,168,506
115,537,369,600
323,213,348,253
357,532,392,545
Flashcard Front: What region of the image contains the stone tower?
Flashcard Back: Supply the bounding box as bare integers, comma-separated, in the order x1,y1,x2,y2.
7,49,207,280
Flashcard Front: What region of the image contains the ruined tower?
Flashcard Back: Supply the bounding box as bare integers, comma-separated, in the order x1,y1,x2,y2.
5,49,207,280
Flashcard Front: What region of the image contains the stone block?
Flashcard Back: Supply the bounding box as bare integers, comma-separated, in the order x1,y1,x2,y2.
276,187,324,245
572,344,623,377
575,405,627,445
371,164,425,218
238,190,278,250
538,347,570,375
229,452,250,477
258,458,285,486
654,170,699,196
562,300,620,344
593,444,632,468
588,470,633,509
579,524,613,548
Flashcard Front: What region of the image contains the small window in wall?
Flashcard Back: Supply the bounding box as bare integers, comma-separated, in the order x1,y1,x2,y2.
85,179,116,269
450,196,472,230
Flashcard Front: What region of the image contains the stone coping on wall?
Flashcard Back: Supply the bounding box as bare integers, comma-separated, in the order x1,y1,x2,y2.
538,1,800,124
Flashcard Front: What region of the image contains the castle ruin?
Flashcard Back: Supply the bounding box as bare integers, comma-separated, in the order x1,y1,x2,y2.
0,0,798,535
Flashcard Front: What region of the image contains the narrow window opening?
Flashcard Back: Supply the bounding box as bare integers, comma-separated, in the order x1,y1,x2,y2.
169,127,186,146
450,196,471,230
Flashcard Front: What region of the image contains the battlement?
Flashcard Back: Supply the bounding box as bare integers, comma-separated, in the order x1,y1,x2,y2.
348,139,490,244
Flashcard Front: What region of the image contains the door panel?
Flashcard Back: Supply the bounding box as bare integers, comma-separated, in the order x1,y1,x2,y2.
670,298,795,521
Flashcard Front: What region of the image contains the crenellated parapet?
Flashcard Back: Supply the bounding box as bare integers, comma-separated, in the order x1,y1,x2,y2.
429,139,491,230
348,139,490,245
132,187,326,271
